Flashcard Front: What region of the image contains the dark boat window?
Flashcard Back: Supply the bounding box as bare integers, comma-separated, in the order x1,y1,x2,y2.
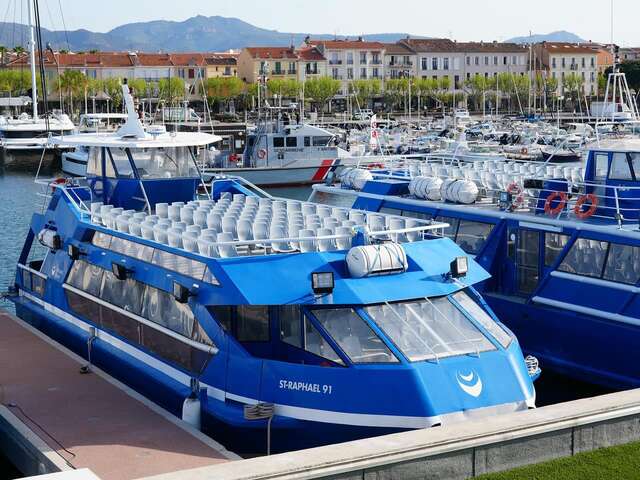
602,244,640,285
273,137,285,148
311,308,398,364
559,238,608,278
312,136,331,147
304,315,344,365
544,232,570,267
456,221,493,255
286,137,297,148
517,230,540,294
304,136,311,147
279,305,302,348
236,306,270,342
210,306,232,331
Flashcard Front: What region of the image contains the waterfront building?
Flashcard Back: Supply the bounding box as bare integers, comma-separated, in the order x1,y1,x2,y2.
533,42,599,96
204,53,239,79
303,38,386,96
236,46,326,85
620,47,640,62
383,42,416,79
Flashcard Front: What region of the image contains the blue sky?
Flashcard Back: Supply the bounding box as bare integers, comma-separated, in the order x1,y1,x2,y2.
33,0,640,46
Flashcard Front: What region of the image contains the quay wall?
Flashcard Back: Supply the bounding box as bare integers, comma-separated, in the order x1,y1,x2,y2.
142,388,640,480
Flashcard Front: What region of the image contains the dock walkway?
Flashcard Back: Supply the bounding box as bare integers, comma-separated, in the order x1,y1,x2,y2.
0,308,237,480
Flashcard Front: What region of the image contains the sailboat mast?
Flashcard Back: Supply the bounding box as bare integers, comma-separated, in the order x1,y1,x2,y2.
27,0,39,119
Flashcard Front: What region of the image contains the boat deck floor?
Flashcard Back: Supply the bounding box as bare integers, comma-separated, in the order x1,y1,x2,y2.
0,308,235,480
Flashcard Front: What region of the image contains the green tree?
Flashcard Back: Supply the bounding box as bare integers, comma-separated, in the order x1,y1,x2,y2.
127,78,149,99
349,79,381,108
605,61,640,93
206,77,245,112
158,77,185,104
266,78,301,101
55,70,88,115
563,72,584,110
304,76,340,113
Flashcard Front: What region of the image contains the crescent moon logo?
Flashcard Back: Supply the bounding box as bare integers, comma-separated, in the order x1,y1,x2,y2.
457,371,483,398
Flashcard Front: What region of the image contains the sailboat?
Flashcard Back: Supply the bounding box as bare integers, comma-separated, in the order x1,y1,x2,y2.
0,0,75,170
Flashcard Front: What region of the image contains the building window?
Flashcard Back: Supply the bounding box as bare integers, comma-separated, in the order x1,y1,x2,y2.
443,57,449,70
372,67,379,78
466,56,470,66
591,57,595,67
332,67,339,79
484,56,489,66
474,56,479,66
493,56,498,66
561,58,566,68
360,52,367,64
421,57,428,70
512,55,517,65
432,57,438,70
503,56,507,65
360,67,367,78
454,75,460,89
347,52,354,65
347,68,354,79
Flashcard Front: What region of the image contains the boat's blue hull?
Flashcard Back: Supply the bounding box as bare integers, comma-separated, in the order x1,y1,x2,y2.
13,297,405,454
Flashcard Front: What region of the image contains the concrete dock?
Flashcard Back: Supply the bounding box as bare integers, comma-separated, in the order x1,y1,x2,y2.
0,308,238,479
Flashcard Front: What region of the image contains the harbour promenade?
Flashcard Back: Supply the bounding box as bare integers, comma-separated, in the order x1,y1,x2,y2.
0,308,238,479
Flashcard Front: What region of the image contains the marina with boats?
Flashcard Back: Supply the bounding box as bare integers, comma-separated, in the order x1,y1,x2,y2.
2,0,640,478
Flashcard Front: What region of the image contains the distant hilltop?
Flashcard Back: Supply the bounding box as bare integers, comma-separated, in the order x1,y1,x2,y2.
506,30,586,45
0,15,586,52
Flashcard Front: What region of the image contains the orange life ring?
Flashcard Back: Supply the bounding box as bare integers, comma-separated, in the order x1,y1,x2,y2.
366,162,385,170
506,181,524,209
544,191,568,216
50,177,67,192
228,153,239,163
257,148,267,160
574,194,598,220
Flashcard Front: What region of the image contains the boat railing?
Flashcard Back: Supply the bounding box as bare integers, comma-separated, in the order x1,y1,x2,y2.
379,165,640,225
210,175,274,200
35,178,93,216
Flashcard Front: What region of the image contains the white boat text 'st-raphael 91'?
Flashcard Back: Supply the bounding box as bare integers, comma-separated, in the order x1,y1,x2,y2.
9,85,537,454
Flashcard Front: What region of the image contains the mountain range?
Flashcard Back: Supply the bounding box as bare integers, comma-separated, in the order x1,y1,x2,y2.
0,15,587,52
506,30,586,44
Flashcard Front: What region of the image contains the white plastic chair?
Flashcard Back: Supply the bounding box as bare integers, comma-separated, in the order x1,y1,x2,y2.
168,228,183,248
299,229,317,253
155,203,169,218
317,227,335,252
141,225,155,240
335,226,353,250
217,232,237,258
222,216,238,238
182,234,199,253
270,225,296,253
206,213,223,231
237,219,254,242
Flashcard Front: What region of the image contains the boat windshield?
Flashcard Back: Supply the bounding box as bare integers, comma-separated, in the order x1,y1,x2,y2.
364,293,499,362
88,146,199,179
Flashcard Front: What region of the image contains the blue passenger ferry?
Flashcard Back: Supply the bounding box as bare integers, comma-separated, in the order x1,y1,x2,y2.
311,140,640,391
8,85,538,454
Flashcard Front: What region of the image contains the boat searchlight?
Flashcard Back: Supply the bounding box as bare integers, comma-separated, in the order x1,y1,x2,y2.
449,256,469,279
311,272,335,295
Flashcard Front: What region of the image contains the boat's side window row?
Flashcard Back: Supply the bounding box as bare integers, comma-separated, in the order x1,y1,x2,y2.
434,216,494,255
559,239,640,285
65,260,215,373
92,231,219,285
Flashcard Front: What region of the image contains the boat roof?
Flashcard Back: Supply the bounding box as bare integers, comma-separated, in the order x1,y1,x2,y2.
587,138,640,153
80,113,128,120
50,131,221,148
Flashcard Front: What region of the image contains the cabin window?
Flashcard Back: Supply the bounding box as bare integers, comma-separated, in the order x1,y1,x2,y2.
286,137,297,148
209,306,232,331
609,153,634,181
602,244,640,285
108,148,135,178
517,230,540,294
279,305,302,348
236,306,270,342
456,221,493,255
434,216,459,240
101,269,144,316
304,315,344,365
594,153,609,180
544,232,570,267
111,236,154,262
311,309,398,364
366,298,495,362
559,238,608,278
67,259,104,296
312,136,332,147
86,148,102,176
273,137,285,148
304,136,311,147
452,291,511,348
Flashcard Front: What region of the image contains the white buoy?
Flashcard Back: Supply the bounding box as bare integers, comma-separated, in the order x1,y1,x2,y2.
346,243,408,278
182,393,201,430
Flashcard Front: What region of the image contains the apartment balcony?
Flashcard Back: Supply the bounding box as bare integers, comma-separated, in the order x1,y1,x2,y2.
329,60,343,65
370,60,382,65
288,70,297,75
570,64,579,71
389,61,413,67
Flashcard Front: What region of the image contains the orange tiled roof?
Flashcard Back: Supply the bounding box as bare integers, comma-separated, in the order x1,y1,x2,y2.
310,39,385,50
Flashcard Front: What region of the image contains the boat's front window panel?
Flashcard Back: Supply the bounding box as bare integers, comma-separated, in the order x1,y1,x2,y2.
609,152,634,181
456,221,493,255
559,238,608,278
110,236,154,262
434,216,459,240
279,305,302,348
630,153,640,179
365,297,495,362
311,309,398,364
86,147,102,176
451,291,511,348
304,315,344,365
312,136,332,147
108,148,135,178
544,233,570,267
131,147,198,179
594,153,609,180
602,243,640,285
236,306,270,342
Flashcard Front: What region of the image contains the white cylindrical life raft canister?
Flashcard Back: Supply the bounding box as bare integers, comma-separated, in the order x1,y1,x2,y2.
346,243,408,278
440,178,479,204
340,168,373,191
409,176,443,201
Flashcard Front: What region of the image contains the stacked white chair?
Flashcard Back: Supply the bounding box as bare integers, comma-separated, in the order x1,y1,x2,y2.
317,228,335,252
335,226,353,250
299,229,317,253
217,232,237,258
